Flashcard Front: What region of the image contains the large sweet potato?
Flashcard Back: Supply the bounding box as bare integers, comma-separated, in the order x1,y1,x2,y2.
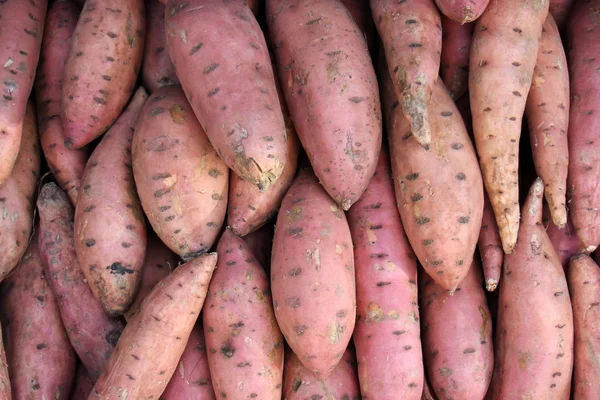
62,0,145,149
89,253,217,399
434,0,490,24
74,88,148,316
0,324,9,399
488,178,573,399
0,0,46,185
349,149,423,399
37,182,125,382
0,238,76,399
166,0,287,191
479,192,503,291
267,0,381,210
440,17,473,101
549,0,574,31
132,85,228,260
271,168,356,378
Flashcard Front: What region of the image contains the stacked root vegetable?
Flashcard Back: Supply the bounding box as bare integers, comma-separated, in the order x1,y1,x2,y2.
0,0,598,399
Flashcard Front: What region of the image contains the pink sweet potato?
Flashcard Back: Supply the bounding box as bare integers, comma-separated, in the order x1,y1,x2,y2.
0,327,9,399
243,222,274,273
132,85,228,260
37,182,125,382
35,0,88,205
0,238,76,399
89,253,217,399
267,0,381,210
544,204,582,269
479,192,503,291
567,0,600,252
371,0,442,150
74,88,148,316
203,229,284,398
440,16,473,101
339,0,377,50
0,101,41,282
349,149,424,399
488,178,573,399
434,0,490,24
271,168,356,378
70,364,94,400
166,0,287,191
0,0,46,185
62,0,145,149
549,0,574,31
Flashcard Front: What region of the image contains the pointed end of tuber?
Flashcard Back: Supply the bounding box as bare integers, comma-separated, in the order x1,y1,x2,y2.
486,279,498,292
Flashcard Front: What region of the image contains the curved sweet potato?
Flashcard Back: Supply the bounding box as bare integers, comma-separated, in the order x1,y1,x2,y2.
132,85,228,260
74,88,148,316
267,0,381,210
0,324,9,399
70,364,94,400
549,0,574,31
434,0,490,24
62,0,145,149
479,192,503,291
440,16,473,101
544,204,582,269
349,149,423,399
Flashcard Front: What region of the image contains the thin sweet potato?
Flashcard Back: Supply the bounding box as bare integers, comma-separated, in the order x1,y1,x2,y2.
434,0,490,24
35,0,88,205
267,0,382,210
70,364,94,400
544,204,582,269
479,192,503,291
37,182,125,382
488,178,573,399
89,253,217,399
0,238,76,399
74,88,148,316
271,168,356,378
165,0,287,191
549,0,574,31
0,324,9,399
132,85,228,260
203,229,284,399
349,149,424,399
440,16,473,101
62,0,145,149
0,0,46,185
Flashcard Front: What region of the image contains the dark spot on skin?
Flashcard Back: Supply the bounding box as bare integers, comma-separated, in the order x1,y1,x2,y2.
107,32,117,38
85,239,96,247
512,62,521,66
190,43,203,55
126,225,135,230
406,173,419,181
456,172,466,180
294,325,307,336
554,292,563,296
377,282,391,287
512,91,522,97
416,216,430,225
464,348,476,354
126,374,135,380
393,330,406,335
121,242,132,248
458,216,470,224
409,43,422,48
411,193,423,202
513,27,522,34
406,19,417,24
423,239,434,246
220,344,235,358
131,354,140,360
441,111,452,117
106,329,121,346
36,343,48,350
349,96,366,103
289,268,302,276
84,205,96,212
286,297,301,309
107,262,134,275
154,188,171,198
306,17,322,25
451,143,464,150
208,87,219,97
370,253,388,259
94,97,106,105
286,227,302,237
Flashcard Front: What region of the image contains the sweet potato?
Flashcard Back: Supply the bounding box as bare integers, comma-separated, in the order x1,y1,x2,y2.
267,0,381,210
0,238,76,399
434,0,490,24
203,229,284,399
165,0,287,192
567,0,600,253
89,253,217,399
37,182,125,382
549,0,574,31
525,14,569,229
488,178,573,399
62,0,145,149
243,222,274,273
440,17,473,101
282,346,360,399
0,101,41,282
544,204,582,269
70,364,94,400
349,149,424,399
132,85,228,260
0,325,9,399
161,0,262,14
568,253,600,399
381,56,483,292
74,88,148,316
339,0,377,50
420,259,493,400
35,0,88,205
469,0,549,254
479,192,503,291
141,0,179,93
371,0,441,150
0,0,46,185
271,167,356,378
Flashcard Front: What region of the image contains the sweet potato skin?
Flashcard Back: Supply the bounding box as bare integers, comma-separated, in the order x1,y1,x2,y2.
271,168,356,378
203,229,284,399
549,0,574,31
339,0,377,50
479,192,503,291
349,149,423,399
89,253,217,399
567,0,600,253
0,0,46,185
74,88,148,316
0,323,10,399
440,17,473,101
62,0,145,149
544,205,582,269
267,0,381,210
0,239,76,399
165,0,287,191
469,0,549,254
37,182,125,382
434,0,490,24
132,85,228,260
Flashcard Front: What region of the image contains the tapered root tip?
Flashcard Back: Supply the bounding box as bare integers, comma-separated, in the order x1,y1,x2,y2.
486,279,498,292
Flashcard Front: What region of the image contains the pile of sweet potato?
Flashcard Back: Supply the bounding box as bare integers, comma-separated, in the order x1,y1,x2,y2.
0,0,598,398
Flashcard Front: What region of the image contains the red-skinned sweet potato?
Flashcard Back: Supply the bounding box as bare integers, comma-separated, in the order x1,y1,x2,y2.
349,149,424,399
549,0,574,31
0,325,9,399
35,0,88,205
267,0,381,210
74,87,148,316
203,229,284,398
339,0,377,50
70,364,94,400
479,192,503,291
160,0,262,15
488,178,573,399
0,238,76,399
89,253,217,399
440,17,473,101
62,0,145,149
544,204,582,269
434,0,490,24
243,222,274,273
132,85,228,261
271,167,356,378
